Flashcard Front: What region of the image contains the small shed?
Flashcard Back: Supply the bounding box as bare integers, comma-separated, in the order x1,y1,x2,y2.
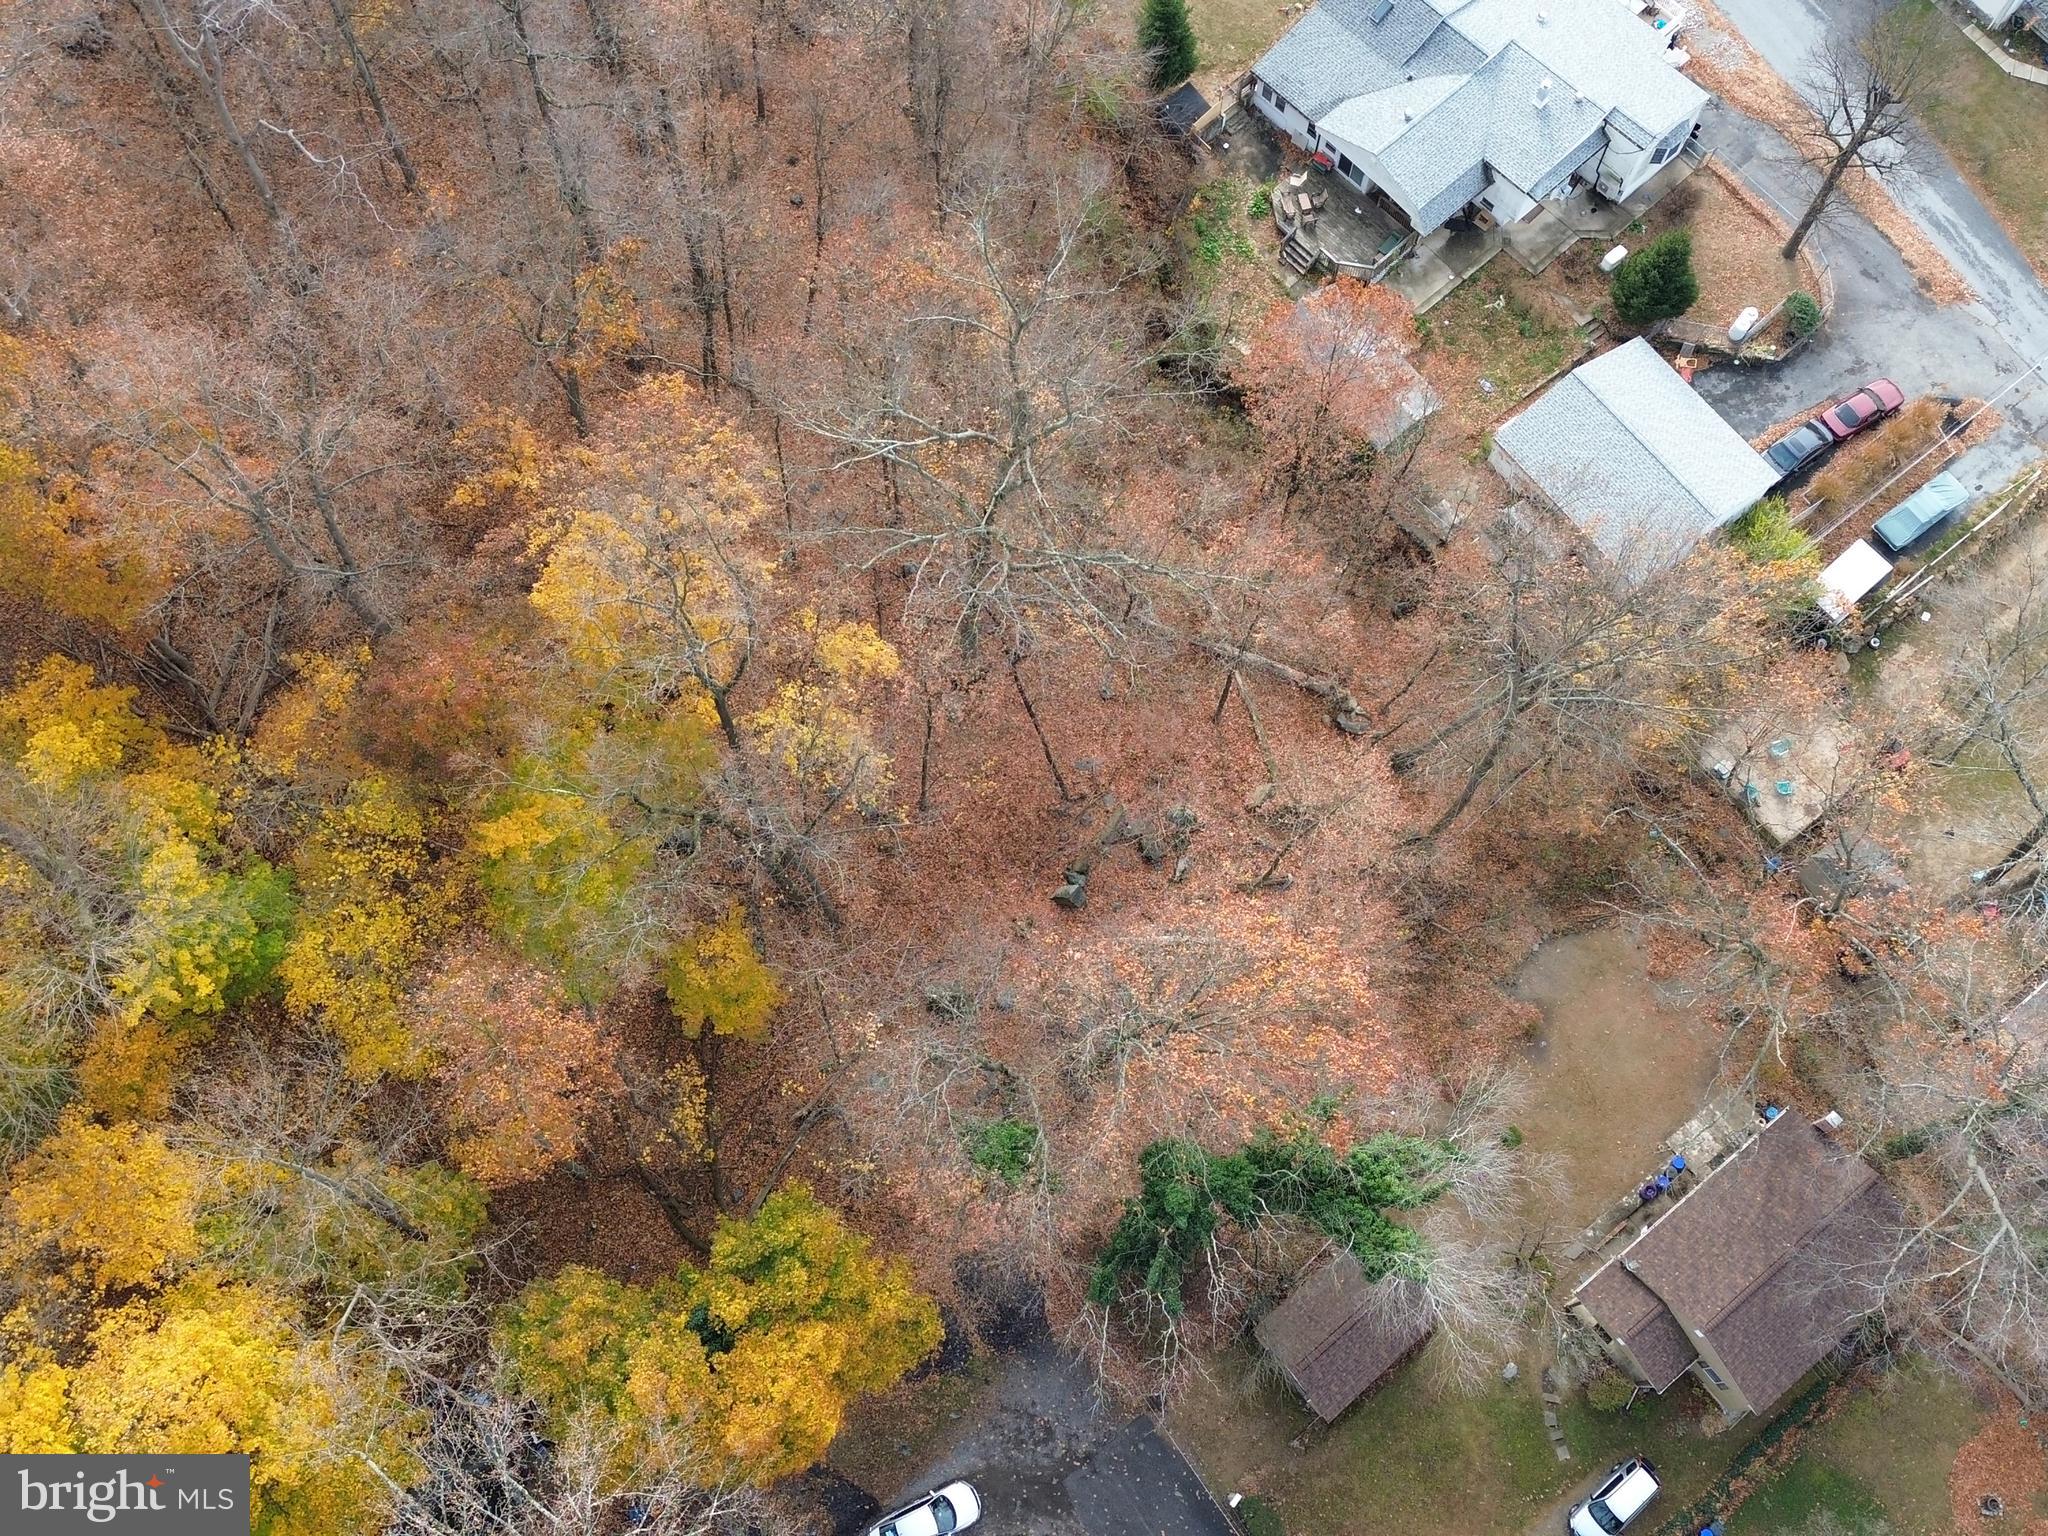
1158,83,1213,138
1253,1254,1433,1421
1815,539,1893,622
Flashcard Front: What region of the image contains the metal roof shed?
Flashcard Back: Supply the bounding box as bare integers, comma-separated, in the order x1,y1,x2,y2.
1816,539,1893,621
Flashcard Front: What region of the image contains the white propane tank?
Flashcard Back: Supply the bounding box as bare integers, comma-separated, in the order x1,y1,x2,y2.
1599,244,1628,273
1729,305,1762,343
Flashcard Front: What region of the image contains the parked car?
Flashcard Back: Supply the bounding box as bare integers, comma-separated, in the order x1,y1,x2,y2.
1873,470,1971,552
1763,418,1834,481
1567,1458,1661,1536
1819,377,1906,440
868,1482,983,1536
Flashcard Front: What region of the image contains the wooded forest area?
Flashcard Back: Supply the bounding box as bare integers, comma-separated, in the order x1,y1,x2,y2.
0,0,2041,1532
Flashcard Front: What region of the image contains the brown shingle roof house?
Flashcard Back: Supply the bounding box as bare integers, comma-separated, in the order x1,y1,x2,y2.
1570,1113,1902,1419
1255,1253,1434,1421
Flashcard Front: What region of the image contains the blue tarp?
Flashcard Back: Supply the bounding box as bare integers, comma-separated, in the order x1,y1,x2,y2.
1873,471,1970,551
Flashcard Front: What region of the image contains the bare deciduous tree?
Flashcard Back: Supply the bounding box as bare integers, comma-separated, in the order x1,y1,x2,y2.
1781,0,1950,259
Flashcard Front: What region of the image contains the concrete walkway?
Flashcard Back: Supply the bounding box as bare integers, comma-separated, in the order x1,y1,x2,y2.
1959,19,2048,85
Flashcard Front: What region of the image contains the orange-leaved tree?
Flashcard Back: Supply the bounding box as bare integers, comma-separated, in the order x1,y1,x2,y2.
411,943,624,1184
1239,277,1425,519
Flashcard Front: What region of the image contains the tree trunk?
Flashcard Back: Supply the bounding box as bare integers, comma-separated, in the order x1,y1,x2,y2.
1783,136,1862,260
1009,656,1073,801
326,0,420,195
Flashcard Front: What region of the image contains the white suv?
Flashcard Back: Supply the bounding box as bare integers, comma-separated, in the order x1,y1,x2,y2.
1568,1458,1661,1536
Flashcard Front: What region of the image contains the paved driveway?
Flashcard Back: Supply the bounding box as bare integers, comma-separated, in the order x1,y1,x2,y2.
877,1339,1237,1536
1685,0,2048,494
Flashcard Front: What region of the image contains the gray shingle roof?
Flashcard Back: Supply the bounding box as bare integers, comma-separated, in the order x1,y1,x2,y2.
1253,0,1707,232
1257,0,1483,120
1493,339,1777,574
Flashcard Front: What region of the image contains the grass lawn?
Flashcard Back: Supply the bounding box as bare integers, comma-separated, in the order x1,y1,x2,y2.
1185,0,1292,77
1901,0,2048,274
1719,1362,1983,1536
1168,1343,1730,1536
1414,272,1578,438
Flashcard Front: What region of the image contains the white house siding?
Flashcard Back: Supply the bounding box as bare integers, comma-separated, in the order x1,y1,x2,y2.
1311,126,1404,212
1477,174,1538,225
1963,0,2026,25
1598,110,1699,200
1249,78,1318,150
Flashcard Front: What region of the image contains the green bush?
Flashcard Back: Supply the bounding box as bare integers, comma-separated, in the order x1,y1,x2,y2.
1249,183,1273,220
1726,496,1815,565
966,1118,1041,1185
1087,1126,1455,1314
1239,1494,1286,1536
1138,0,1199,89
1609,230,1699,327
1583,1367,1638,1414
1785,290,1823,338
1499,1125,1524,1150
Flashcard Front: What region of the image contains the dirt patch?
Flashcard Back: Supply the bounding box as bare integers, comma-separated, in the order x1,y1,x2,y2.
1948,1400,2048,1536
1509,927,1723,1234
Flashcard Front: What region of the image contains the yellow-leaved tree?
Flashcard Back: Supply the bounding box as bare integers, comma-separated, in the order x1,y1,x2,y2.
0,336,160,628
525,377,765,746
281,778,448,1079
0,657,293,1144
0,1277,417,1536
497,1184,939,1486
662,906,782,1042
6,1111,203,1289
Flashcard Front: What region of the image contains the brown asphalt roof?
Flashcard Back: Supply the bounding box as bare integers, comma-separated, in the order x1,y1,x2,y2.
1573,1115,1896,1412
1626,1114,1877,1332
1701,1181,1902,1410
1254,1253,1434,1421
1575,1265,1696,1390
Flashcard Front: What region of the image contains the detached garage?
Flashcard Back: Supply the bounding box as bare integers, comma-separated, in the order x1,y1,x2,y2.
1490,339,1779,579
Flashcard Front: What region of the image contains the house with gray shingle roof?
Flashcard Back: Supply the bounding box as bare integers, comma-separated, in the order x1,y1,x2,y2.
1247,0,1706,237
1488,338,1778,576
1569,1113,1900,1420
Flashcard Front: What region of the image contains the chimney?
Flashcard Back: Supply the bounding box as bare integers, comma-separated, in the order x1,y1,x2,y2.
1533,76,1552,109
1402,108,1414,121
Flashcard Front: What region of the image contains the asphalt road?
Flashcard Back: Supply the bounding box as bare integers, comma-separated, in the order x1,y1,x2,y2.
1687,0,2048,494
878,1340,1236,1536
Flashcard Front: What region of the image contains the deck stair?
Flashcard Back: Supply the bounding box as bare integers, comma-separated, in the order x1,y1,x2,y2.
1280,232,1318,274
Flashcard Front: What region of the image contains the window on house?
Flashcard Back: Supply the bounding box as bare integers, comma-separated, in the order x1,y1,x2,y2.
1260,81,1274,102
1337,152,1357,180
1273,90,1291,115
1699,1363,1728,1389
